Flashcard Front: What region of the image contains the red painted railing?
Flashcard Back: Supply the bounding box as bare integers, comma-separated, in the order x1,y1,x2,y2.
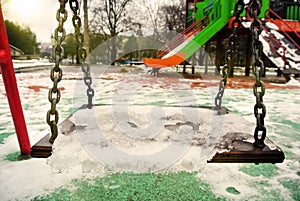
261,25,287,68
0,5,31,156
157,16,209,59
267,9,300,50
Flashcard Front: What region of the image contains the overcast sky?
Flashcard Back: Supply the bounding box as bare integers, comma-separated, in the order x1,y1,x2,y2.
1,0,253,43
1,0,156,43
2,0,75,43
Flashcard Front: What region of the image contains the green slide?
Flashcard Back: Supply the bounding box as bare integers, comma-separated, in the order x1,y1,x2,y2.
144,0,236,67
144,0,269,68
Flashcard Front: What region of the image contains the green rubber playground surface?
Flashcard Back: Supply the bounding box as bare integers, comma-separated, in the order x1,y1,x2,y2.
32,172,226,201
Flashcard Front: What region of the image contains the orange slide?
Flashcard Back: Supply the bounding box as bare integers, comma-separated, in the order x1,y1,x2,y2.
143,52,186,68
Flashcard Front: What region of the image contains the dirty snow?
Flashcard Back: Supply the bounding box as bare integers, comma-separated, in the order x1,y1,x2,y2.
0,65,300,200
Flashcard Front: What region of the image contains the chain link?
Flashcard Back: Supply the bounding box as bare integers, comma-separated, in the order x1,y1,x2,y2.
47,0,68,144
250,0,267,148
215,0,245,114
70,0,94,109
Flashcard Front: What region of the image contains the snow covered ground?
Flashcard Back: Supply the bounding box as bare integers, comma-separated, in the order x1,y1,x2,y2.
0,65,300,200
12,59,53,73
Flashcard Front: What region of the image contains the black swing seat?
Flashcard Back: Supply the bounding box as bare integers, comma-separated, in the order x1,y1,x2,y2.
31,105,87,158
207,132,285,164
31,134,53,158
31,105,285,165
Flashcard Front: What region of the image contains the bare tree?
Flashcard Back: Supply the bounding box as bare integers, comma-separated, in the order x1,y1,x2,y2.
90,0,132,65
139,0,164,37
160,2,186,33
129,0,186,43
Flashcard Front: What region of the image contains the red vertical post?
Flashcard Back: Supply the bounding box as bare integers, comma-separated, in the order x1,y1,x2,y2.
0,5,31,156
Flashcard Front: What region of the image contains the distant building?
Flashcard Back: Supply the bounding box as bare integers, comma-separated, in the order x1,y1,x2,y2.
40,43,53,59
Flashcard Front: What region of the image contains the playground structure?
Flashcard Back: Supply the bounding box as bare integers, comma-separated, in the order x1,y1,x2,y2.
1,0,297,163
0,5,31,156
144,0,300,80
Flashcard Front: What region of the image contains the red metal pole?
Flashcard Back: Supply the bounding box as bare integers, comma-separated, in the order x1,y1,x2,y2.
0,4,31,156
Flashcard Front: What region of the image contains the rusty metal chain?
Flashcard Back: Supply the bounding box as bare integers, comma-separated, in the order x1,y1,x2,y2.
70,0,94,109
215,0,245,114
250,0,267,148
47,0,68,144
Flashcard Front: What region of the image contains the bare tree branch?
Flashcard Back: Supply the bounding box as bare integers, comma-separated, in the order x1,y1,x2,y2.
89,0,133,64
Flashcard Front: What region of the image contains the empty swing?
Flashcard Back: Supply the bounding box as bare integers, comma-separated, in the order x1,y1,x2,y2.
31,0,94,157
208,0,284,163
31,0,284,165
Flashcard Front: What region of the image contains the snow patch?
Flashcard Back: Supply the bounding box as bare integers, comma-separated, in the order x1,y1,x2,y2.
265,21,279,30
286,77,300,86
13,59,52,68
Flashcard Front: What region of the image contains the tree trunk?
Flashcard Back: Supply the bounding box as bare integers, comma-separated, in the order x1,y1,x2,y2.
215,34,222,75
183,61,186,74
192,54,195,74
83,0,90,63
76,42,80,64
245,32,251,76
205,53,208,75
228,56,235,78
110,36,117,65
204,44,209,75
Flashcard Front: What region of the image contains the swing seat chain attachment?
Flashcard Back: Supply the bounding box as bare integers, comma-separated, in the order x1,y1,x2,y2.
47,0,94,144
31,0,93,157
214,0,245,115
250,0,267,149
47,0,68,144
70,0,94,109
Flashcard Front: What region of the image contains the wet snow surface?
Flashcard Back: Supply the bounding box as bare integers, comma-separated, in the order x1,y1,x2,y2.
0,65,300,200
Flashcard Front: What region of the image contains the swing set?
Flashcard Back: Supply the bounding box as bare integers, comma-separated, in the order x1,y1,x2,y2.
0,0,285,164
